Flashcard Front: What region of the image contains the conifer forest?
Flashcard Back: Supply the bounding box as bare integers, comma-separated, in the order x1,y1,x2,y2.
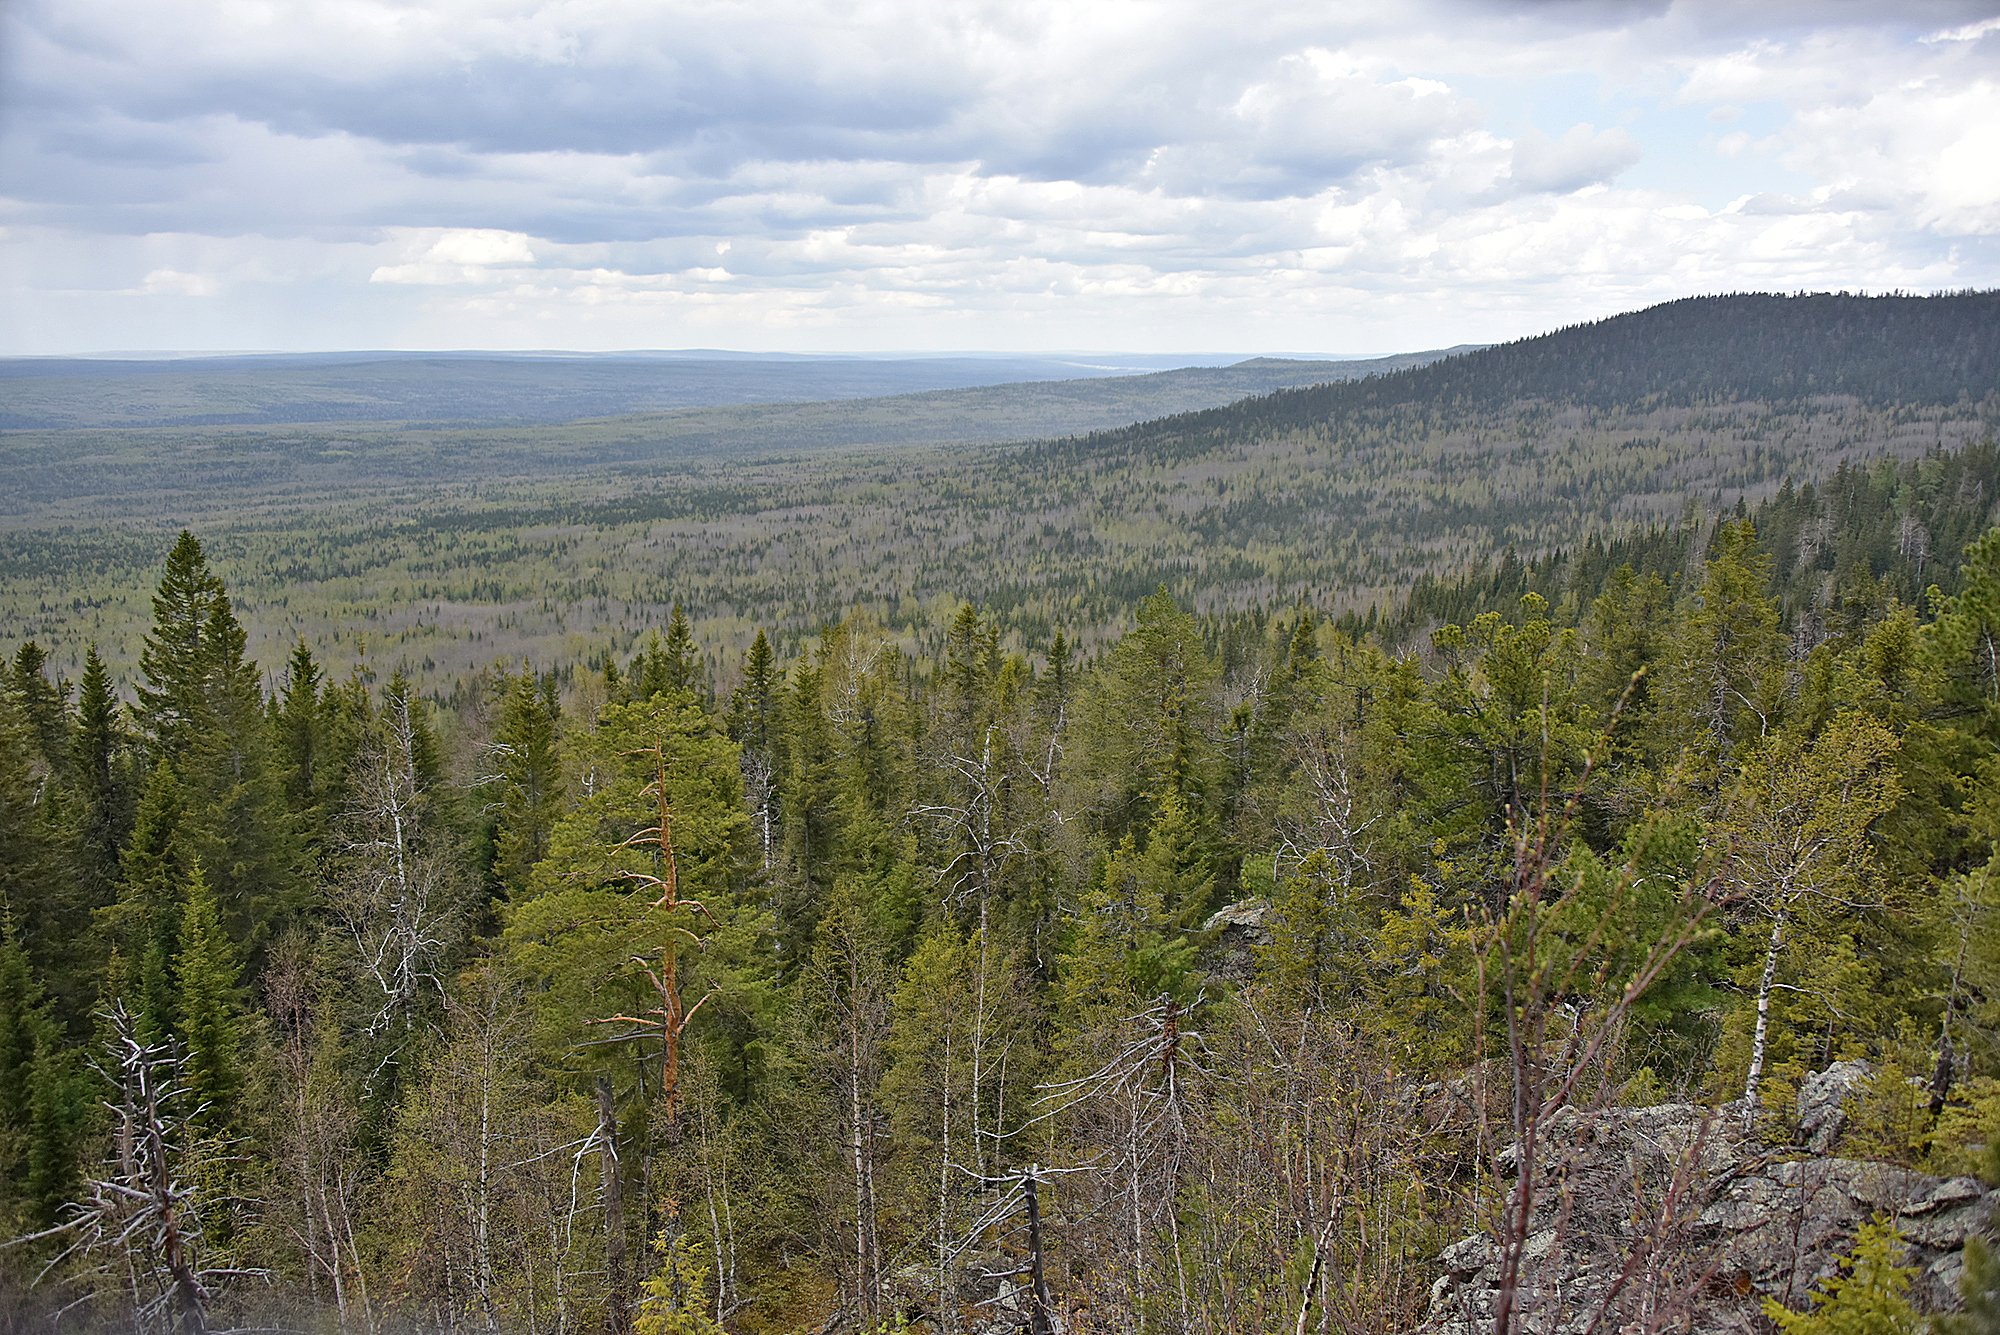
8,292,2000,1335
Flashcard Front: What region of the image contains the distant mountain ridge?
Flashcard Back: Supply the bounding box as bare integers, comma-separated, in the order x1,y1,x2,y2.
1048,291,2000,464
3,291,1995,681
0,346,1463,432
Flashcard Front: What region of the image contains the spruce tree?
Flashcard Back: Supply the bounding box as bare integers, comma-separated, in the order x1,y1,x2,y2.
131,533,301,947
1669,519,1786,789
71,645,132,912
9,641,70,778
275,637,327,819
114,761,189,1044
0,690,68,1009
134,530,229,764
175,860,245,1137
0,926,88,1229
663,604,704,701
491,670,562,895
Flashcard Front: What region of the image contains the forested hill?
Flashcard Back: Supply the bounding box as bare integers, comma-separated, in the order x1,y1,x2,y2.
1044,290,2000,465
12,302,2000,1333
4,292,1996,683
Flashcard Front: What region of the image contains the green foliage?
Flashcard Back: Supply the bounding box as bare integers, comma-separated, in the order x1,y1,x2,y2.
1761,1219,1921,1335
1070,588,1222,837
1941,1233,2000,1335
490,669,562,896
134,530,230,765
635,1231,726,1335
175,860,246,1135
1367,877,1472,1073
17,427,2000,1329
0,925,90,1228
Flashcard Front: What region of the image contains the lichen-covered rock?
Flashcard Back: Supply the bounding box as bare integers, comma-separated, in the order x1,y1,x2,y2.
1198,897,1270,983
1420,1085,1997,1334
1797,1058,1875,1153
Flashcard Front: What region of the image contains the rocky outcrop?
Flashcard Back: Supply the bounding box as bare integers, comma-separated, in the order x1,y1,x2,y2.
1421,1075,1996,1333
1198,897,1270,984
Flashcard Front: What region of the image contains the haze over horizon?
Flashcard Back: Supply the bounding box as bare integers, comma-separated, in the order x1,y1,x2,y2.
3,0,1997,357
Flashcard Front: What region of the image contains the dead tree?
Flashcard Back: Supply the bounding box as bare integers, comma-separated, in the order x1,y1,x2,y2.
330,685,465,1074
17,1003,263,1333
1022,994,1214,1334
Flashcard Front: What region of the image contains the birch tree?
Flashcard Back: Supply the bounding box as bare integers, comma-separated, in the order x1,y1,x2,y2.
1720,710,1900,1127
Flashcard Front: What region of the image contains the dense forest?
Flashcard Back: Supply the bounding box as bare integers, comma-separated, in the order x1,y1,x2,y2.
3,294,1994,685
9,414,2000,1332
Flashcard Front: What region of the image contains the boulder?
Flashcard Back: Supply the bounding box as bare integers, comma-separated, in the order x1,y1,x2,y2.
1420,1083,1997,1334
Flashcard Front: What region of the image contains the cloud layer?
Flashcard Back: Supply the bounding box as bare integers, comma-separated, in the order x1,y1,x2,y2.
3,0,1996,352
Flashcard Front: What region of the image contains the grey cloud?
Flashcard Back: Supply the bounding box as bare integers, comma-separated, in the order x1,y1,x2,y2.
1444,0,1995,33
1508,124,1641,193
5,0,1465,206
6,0,1997,355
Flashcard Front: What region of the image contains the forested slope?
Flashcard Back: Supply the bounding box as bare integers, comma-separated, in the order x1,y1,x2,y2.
3,294,1994,685
6,294,2000,1334
1053,290,2000,461
12,481,2000,1329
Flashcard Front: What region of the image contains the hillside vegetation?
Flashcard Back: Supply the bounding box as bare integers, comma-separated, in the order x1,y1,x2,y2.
8,457,2000,1331
3,292,1993,683
6,292,2000,1333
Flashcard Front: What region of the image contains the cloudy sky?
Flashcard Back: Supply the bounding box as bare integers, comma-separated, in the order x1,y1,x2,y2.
3,0,1996,355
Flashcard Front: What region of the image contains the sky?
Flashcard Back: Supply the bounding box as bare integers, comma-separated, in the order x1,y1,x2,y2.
2,0,1997,356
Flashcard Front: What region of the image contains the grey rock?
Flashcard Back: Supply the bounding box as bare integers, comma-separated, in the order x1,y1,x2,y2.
1198,897,1270,984
1420,1076,1999,1334
1798,1058,1874,1154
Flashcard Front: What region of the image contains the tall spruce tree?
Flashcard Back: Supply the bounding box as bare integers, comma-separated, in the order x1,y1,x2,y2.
490,670,563,896
132,532,300,947
71,645,132,915
175,860,246,1137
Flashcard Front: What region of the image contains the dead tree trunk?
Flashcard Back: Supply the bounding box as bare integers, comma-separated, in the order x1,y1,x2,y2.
596,1076,630,1335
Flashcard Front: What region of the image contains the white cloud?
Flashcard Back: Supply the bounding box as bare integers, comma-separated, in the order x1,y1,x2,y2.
370,228,539,283
136,268,215,296
1509,124,1642,194
1,0,1996,353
